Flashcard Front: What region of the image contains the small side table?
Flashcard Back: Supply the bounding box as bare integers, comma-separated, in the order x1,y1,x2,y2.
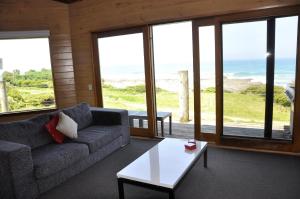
128,111,172,136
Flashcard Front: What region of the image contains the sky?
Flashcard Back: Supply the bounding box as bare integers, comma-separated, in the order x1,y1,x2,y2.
98,22,193,71
0,16,298,74
152,22,193,67
99,16,298,70
223,20,267,60
0,38,51,73
98,33,145,71
275,16,298,59
223,16,298,60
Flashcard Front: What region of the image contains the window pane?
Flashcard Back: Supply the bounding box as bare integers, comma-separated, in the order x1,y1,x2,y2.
199,25,216,134
272,16,298,140
0,38,55,113
98,33,148,129
153,21,193,138
222,21,267,137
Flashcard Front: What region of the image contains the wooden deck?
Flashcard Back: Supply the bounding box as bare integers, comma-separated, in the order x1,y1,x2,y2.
155,122,292,140
132,119,292,140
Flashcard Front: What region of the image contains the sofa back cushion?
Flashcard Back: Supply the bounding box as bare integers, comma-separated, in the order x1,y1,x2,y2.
62,103,93,130
0,114,53,149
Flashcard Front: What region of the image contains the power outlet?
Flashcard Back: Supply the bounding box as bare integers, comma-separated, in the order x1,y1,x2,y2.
88,84,93,91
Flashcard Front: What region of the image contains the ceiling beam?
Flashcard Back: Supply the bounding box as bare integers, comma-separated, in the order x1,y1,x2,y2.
52,0,81,4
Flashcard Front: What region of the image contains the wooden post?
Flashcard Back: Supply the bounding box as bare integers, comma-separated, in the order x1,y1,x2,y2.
0,81,8,112
178,70,189,122
0,58,8,112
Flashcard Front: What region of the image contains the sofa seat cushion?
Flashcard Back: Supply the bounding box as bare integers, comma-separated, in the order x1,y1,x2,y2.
73,125,122,153
32,143,89,179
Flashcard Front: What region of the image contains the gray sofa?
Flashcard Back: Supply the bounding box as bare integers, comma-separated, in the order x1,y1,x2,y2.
0,103,130,199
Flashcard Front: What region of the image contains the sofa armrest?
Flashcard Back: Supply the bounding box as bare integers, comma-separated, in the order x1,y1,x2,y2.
0,140,38,199
90,107,130,146
90,107,128,126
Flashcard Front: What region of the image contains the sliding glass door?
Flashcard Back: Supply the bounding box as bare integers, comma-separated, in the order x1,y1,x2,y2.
192,19,218,141
97,30,150,133
192,14,298,141
222,20,267,138
221,16,298,140
199,25,216,134
152,21,194,138
94,9,299,143
272,16,298,139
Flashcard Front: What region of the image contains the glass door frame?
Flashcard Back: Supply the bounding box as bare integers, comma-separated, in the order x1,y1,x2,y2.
217,11,300,152
193,8,300,147
192,18,220,142
218,15,299,140
92,26,157,137
220,17,272,139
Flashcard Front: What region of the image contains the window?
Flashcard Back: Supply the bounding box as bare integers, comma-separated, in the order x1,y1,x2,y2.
98,31,149,129
0,31,56,114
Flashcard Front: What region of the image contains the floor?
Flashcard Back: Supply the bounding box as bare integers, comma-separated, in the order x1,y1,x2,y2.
40,138,300,199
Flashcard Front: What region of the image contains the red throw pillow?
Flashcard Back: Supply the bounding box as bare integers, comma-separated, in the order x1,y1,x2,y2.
45,115,65,144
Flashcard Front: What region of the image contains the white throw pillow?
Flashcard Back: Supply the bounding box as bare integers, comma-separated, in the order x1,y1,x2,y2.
56,112,78,139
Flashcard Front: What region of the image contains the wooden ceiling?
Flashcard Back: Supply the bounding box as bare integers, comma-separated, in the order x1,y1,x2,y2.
53,0,81,3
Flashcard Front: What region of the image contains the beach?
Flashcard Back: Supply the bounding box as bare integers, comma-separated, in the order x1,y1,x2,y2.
102,74,265,93
101,58,295,92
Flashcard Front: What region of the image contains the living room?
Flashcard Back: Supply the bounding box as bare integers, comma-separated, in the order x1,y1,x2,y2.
0,0,300,199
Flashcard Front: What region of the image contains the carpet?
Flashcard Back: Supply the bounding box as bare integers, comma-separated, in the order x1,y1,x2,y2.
40,138,300,199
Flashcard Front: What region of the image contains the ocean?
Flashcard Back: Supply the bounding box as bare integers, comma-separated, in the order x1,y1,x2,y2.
223,58,296,86
101,58,296,87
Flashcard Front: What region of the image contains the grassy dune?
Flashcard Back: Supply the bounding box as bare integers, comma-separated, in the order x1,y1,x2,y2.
3,86,55,112
102,84,290,125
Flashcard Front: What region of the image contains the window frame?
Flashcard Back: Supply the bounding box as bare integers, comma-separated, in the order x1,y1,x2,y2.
0,31,58,115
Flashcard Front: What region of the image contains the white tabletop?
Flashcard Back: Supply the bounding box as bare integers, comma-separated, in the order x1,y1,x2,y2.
117,138,207,189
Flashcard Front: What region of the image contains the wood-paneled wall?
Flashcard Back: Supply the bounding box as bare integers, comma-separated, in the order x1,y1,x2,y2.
69,0,300,105
0,0,77,122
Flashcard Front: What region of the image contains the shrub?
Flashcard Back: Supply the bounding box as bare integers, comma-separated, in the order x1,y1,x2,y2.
241,85,266,95
24,94,55,107
242,85,290,107
6,86,26,110
156,87,168,92
102,84,114,89
123,85,145,93
4,84,55,111
274,92,290,107
203,87,216,93
2,68,53,87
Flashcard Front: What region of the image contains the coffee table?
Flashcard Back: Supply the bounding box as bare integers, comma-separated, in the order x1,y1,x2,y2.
116,138,208,199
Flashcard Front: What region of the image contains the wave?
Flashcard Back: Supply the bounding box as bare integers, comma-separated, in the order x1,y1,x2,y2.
101,58,296,87
224,73,295,86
